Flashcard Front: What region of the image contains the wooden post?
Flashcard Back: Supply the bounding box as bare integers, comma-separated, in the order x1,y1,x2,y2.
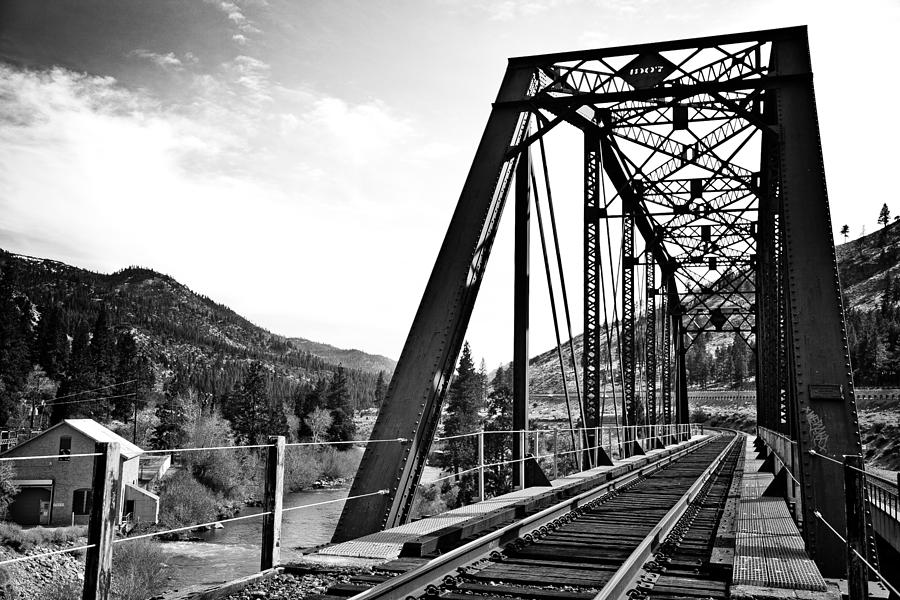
261,436,285,571
593,426,600,467
844,455,868,600
83,442,120,600
477,431,485,502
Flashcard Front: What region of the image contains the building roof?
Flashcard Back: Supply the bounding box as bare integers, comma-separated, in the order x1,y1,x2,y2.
0,419,144,460
63,419,144,459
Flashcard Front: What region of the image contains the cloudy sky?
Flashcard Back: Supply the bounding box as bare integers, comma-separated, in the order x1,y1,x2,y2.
1,0,898,367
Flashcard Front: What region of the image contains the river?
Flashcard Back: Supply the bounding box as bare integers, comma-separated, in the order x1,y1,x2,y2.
158,465,443,592
158,488,347,591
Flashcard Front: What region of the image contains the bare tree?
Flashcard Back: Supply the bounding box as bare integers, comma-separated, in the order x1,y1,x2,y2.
305,407,332,444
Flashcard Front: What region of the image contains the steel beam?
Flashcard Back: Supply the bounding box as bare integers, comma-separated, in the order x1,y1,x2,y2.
583,129,601,464
661,290,672,426
513,138,531,488
646,257,657,425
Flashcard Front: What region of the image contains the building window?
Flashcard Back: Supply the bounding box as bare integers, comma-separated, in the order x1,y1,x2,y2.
73,489,92,515
59,436,71,461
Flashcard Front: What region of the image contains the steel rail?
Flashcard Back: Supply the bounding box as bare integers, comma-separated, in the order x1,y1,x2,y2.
591,433,740,600
348,434,721,600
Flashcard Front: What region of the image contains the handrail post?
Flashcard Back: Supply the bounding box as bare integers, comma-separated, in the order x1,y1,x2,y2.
593,426,599,467
261,436,285,570
518,430,526,489
552,429,559,480
83,442,120,600
843,454,868,600
477,431,485,501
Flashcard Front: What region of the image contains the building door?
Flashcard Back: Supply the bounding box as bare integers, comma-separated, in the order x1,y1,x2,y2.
39,500,51,525
9,487,51,526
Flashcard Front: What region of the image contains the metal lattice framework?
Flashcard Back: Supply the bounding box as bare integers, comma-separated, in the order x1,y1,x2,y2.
333,27,867,578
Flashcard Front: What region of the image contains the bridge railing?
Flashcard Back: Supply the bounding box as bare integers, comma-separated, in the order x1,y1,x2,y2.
0,423,703,600
425,423,699,503
863,470,898,520
754,436,900,599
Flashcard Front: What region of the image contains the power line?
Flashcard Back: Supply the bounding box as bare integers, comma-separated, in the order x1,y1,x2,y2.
46,392,137,407
50,379,138,402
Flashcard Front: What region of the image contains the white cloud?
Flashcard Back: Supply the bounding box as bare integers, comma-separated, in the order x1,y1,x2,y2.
207,0,263,40
438,0,575,21
0,63,452,358
129,49,184,70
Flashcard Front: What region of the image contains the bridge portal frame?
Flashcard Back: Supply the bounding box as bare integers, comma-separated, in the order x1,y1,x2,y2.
333,26,865,577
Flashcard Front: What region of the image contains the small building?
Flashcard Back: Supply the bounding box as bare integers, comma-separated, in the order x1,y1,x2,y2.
2,419,160,527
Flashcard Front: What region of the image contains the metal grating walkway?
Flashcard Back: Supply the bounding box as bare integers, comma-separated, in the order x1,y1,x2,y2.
732,437,828,593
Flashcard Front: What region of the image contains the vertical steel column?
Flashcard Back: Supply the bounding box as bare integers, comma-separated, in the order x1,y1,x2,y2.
675,317,689,426
622,206,636,454
773,31,864,575
661,291,672,426
645,257,657,427
756,126,779,433
513,139,531,489
583,129,602,465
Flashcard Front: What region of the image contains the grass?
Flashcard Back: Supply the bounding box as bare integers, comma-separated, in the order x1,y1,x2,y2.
0,522,87,552
111,538,167,600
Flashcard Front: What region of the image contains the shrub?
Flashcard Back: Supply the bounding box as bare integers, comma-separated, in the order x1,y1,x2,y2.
157,470,218,530
111,538,166,600
0,522,86,551
283,447,362,491
285,447,320,491
44,579,83,600
183,411,248,499
0,462,19,519
317,447,361,481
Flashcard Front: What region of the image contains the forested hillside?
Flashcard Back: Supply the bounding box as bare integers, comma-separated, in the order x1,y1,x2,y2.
838,219,900,386
0,249,393,436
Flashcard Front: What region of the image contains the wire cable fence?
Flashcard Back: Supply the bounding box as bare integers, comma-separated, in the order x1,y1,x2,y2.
0,422,699,599
750,437,898,599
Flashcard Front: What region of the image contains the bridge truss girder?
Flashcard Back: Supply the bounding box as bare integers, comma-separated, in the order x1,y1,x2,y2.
334,26,866,577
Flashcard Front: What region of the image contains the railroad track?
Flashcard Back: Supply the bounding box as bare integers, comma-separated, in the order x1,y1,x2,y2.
315,432,742,600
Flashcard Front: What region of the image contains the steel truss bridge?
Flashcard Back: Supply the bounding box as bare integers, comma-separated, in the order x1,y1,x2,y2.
331,26,890,592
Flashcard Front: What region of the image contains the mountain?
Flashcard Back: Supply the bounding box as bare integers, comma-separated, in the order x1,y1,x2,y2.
0,249,394,411
836,219,900,311
288,337,395,375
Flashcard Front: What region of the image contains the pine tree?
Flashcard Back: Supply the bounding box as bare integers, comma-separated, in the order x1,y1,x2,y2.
373,371,387,406
0,269,32,424
325,365,356,444
227,361,271,444
482,366,513,497
883,273,895,315
34,304,68,379
879,203,891,228
478,359,488,408
730,332,748,387
112,331,155,422
294,377,328,439
840,224,850,241
89,304,115,381
443,342,481,505
51,320,96,423
152,390,188,449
